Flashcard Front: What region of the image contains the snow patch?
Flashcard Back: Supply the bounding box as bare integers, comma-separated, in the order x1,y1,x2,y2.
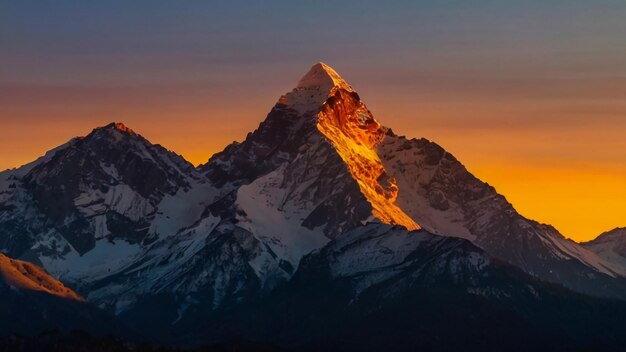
41,238,143,283
235,164,330,267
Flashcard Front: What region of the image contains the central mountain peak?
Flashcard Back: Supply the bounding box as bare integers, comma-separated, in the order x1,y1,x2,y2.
296,62,353,92
205,62,420,236
279,62,353,114
277,62,420,232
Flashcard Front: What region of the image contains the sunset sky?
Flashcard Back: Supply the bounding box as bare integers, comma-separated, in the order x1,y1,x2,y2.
1,1,625,242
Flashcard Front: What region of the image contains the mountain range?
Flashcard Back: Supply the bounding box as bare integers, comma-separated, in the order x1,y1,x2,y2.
1,62,625,351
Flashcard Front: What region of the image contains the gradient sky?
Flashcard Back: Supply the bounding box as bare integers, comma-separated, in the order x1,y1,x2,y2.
1,0,625,242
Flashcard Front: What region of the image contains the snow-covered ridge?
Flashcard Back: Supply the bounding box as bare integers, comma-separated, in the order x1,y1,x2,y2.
308,223,491,297
279,62,354,114
376,132,626,296
583,228,626,273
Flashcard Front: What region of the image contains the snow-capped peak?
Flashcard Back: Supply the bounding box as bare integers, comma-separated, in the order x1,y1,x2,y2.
279,62,354,114
264,62,421,232
296,62,353,92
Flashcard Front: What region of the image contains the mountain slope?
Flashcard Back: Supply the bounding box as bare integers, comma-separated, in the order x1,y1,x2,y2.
376,134,626,297
0,123,217,287
0,252,126,338
582,228,626,271
177,224,626,351
0,252,82,301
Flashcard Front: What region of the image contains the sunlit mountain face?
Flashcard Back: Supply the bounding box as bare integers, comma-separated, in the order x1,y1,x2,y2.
0,252,128,338
1,62,626,351
295,63,420,231
0,252,82,301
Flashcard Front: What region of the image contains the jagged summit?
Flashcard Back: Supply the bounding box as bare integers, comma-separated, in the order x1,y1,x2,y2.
279,62,354,114
0,118,201,257
205,61,421,234
296,62,353,92
96,122,138,136
80,122,142,145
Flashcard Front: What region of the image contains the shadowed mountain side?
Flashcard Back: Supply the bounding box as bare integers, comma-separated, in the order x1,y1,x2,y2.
0,253,130,338
169,225,626,351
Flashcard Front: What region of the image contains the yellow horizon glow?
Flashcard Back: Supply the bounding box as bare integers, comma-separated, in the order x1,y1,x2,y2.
1,85,624,244
470,163,626,243
3,122,622,244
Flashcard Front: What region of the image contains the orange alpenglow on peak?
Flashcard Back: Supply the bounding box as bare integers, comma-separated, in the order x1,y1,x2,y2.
0,253,84,301
101,122,138,135
279,62,354,114
289,62,421,231
296,62,353,92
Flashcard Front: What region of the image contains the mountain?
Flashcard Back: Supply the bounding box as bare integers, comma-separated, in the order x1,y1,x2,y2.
175,224,626,351
1,62,626,347
196,62,626,298
0,122,211,264
376,133,626,297
199,63,418,238
0,252,126,337
94,62,428,326
0,123,225,312
582,228,626,271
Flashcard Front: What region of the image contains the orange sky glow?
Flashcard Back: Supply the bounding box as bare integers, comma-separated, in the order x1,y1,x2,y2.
1,70,624,243
1,1,625,243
